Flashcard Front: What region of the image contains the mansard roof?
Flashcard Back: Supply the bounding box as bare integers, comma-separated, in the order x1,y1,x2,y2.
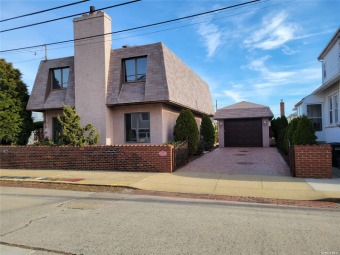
27,42,214,115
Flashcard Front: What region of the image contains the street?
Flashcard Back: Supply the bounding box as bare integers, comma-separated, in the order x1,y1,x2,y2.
1,186,339,255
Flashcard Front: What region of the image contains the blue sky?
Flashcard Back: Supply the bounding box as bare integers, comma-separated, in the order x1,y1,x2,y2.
1,0,339,117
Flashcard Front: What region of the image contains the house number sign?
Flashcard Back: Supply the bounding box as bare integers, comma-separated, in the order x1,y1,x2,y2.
159,151,167,156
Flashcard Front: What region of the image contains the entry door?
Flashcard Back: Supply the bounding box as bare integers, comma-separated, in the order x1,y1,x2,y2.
224,118,262,147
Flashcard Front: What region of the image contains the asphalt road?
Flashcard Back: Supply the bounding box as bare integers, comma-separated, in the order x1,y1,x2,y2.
0,186,339,255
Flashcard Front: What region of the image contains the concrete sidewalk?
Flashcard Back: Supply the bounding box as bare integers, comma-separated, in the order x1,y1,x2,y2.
1,168,339,201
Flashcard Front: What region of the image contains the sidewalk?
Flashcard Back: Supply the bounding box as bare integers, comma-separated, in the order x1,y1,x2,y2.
1,168,339,201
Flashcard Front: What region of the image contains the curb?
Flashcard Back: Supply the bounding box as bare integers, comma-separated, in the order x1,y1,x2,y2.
0,179,136,191
1,179,339,208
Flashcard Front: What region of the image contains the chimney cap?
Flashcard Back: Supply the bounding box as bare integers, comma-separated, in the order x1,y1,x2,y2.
90,6,95,13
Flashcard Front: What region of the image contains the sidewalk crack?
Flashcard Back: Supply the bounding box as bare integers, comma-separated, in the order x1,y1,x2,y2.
304,179,316,191
1,215,48,237
212,173,222,195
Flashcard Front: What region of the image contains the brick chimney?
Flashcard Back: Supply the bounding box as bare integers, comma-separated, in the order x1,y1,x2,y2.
73,7,112,145
280,99,285,117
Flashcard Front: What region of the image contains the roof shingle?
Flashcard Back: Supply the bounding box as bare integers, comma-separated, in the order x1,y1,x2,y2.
214,101,273,119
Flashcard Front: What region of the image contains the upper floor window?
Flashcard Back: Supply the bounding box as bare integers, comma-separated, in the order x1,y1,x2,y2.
329,93,339,124
51,67,69,89
123,56,147,82
307,104,322,131
322,62,326,79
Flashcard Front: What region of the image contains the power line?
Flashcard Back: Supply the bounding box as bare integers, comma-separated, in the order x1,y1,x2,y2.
46,0,286,53
12,57,45,64
0,0,262,53
0,0,90,23
0,0,141,33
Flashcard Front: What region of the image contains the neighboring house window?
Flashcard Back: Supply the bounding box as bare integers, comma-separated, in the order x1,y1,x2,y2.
329,93,339,124
51,67,69,89
328,93,339,124
125,112,150,143
329,96,333,124
123,57,147,82
335,94,339,123
307,104,322,131
52,117,62,142
322,62,326,79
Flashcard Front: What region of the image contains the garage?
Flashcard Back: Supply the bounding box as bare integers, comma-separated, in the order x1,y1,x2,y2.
214,101,273,148
224,118,263,147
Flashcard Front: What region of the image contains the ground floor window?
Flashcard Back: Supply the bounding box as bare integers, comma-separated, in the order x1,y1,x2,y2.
307,104,322,131
52,117,62,142
125,112,150,143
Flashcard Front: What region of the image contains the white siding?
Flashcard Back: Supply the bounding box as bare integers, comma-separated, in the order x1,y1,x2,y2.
297,94,324,116
322,40,340,84
296,94,325,142
323,82,340,143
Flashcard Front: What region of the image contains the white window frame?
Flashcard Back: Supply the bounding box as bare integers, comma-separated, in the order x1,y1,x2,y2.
329,92,339,125
322,62,326,79
306,104,322,131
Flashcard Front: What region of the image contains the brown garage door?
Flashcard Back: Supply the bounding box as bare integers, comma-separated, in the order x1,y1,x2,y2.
224,118,262,147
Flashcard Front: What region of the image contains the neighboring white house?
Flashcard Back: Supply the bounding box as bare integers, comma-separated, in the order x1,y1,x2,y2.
294,27,340,143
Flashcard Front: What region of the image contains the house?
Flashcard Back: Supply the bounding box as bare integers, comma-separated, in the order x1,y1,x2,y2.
27,9,214,145
214,101,273,147
293,27,340,143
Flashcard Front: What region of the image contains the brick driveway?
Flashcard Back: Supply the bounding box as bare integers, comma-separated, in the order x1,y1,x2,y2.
178,147,291,176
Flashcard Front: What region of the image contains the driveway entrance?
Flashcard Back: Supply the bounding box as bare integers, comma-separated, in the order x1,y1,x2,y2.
178,147,290,176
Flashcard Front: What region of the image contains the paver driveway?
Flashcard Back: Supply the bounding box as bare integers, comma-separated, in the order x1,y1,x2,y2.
178,147,291,176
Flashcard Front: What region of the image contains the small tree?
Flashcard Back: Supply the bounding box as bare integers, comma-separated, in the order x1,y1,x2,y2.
271,116,288,146
292,116,316,145
277,127,287,153
174,109,199,155
201,115,215,150
280,116,288,130
285,117,300,151
57,105,100,146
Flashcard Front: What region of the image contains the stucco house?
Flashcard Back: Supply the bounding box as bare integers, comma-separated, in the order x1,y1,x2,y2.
27,9,214,145
294,27,340,143
214,101,273,147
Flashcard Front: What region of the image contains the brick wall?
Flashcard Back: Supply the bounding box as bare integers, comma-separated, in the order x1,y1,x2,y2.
0,145,173,173
294,144,332,178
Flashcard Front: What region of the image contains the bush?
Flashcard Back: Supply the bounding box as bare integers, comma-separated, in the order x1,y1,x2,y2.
173,109,199,155
293,116,317,145
165,140,183,147
278,127,287,153
200,115,215,150
57,105,100,146
285,117,300,150
33,138,55,146
280,116,288,130
271,117,286,141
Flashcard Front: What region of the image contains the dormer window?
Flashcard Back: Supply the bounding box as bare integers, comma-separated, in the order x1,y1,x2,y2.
123,56,147,82
51,67,69,89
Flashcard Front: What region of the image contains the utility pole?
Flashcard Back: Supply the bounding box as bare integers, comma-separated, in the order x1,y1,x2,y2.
44,44,47,61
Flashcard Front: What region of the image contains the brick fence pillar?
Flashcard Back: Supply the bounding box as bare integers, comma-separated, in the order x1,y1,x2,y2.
294,144,332,178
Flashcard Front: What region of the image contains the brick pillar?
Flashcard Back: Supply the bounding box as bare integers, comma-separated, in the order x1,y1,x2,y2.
280,99,285,117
